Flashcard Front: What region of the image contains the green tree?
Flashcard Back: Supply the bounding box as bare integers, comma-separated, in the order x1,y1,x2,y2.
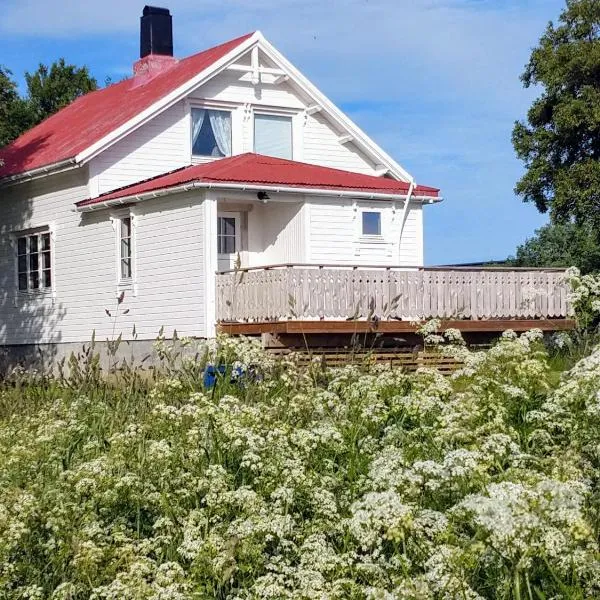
24,59,97,126
512,0,600,225
508,221,600,272
0,59,97,149
0,66,27,147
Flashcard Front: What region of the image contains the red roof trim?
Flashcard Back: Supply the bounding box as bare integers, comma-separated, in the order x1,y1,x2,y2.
76,153,440,208
0,33,254,179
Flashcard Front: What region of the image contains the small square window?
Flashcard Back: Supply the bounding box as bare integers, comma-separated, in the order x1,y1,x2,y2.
362,211,381,236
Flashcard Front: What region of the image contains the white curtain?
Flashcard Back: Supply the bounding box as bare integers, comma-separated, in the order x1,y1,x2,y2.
209,110,232,156
192,109,206,148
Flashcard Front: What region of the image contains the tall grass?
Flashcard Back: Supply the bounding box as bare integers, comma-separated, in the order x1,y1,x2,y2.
0,331,598,599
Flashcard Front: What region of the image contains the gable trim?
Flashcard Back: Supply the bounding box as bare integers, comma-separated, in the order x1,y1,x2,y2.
74,32,261,166
76,32,415,185
254,33,415,183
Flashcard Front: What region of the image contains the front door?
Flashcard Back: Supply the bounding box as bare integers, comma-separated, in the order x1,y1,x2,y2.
217,212,241,272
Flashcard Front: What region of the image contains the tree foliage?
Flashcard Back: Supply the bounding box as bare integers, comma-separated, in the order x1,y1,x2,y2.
509,220,600,272
0,59,97,148
512,0,600,224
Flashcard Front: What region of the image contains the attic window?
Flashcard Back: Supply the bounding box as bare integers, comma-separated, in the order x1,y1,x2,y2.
254,114,292,159
192,108,232,157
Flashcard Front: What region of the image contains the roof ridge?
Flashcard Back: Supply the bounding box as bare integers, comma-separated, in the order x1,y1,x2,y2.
178,32,256,65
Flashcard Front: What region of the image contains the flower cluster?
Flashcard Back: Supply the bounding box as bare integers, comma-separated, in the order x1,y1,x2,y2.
0,332,598,599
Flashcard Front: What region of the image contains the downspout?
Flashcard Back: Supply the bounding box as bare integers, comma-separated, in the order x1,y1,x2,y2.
398,179,415,256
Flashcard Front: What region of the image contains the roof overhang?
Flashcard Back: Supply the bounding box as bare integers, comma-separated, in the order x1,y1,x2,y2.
0,158,78,187
75,180,442,212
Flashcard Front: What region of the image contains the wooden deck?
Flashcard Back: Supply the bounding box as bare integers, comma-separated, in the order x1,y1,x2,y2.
216,264,574,338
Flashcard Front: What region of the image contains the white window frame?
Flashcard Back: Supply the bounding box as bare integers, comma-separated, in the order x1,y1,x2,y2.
252,106,300,160
359,208,384,240
13,226,55,296
188,100,238,163
111,210,136,291
217,211,241,256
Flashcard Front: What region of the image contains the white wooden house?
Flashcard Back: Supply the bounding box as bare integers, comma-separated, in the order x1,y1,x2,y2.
0,6,571,362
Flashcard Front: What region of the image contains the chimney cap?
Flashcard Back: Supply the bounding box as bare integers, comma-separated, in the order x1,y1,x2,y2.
143,5,171,16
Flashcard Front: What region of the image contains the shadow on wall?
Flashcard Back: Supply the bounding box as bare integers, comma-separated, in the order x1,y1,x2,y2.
0,154,68,374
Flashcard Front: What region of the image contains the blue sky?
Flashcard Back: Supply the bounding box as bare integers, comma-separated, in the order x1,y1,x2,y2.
0,0,565,265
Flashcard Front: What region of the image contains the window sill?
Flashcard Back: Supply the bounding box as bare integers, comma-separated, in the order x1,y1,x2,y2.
191,155,229,165
17,288,53,297
118,279,134,289
358,236,387,244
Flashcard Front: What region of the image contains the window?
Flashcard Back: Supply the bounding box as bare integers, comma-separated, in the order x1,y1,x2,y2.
217,216,237,254
119,216,133,281
17,230,52,292
254,113,292,159
362,211,381,236
192,108,232,157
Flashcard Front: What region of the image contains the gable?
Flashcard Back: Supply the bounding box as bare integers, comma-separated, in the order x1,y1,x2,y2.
1,31,416,189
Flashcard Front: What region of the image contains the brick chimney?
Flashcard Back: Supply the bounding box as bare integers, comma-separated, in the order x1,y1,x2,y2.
133,6,177,77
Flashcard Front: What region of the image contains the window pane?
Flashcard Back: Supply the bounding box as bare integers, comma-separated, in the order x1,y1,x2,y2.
43,270,52,288
18,274,28,291
192,109,231,157
362,211,381,236
121,217,131,239
121,238,131,259
121,259,132,279
254,114,292,159
29,270,40,290
219,236,236,254
223,217,235,236
17,237,27,255
29,252,39,272
41,233,51,251
18,255,27,274
29,235,38,253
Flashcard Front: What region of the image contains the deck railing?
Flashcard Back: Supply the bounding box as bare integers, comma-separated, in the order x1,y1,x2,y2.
216,264,573,322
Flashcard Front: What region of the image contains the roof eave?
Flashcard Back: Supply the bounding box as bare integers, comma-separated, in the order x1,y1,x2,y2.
75,180,441,212
0,157,79,187
74,33,261,166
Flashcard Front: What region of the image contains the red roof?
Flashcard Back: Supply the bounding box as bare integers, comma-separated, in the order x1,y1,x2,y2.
76,153,440,208
0,33,253,179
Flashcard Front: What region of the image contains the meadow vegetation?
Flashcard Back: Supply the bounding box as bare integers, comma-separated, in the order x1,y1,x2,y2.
0,269,599,599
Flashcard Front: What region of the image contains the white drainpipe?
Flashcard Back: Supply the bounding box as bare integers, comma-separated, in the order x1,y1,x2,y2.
398,179,415,254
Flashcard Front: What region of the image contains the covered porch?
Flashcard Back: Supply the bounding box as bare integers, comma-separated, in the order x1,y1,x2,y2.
216,264,575,341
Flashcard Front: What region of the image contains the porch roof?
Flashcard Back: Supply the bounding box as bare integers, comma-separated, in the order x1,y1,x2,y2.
75,153,441,210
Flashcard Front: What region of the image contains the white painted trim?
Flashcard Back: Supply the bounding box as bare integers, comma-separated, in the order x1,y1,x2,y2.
338,134,354,144
76,181,441,212
253,33,415,183
110,208,137,295
75,32,261,165
204,193,218,337
0,159,78,187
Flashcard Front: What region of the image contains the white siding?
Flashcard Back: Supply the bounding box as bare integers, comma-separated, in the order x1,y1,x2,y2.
0,173,208,345
191,70,306,110
303,112,378,174
308,198,423,266
246,200,305,266
88,70,382,197
90,101,188,196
